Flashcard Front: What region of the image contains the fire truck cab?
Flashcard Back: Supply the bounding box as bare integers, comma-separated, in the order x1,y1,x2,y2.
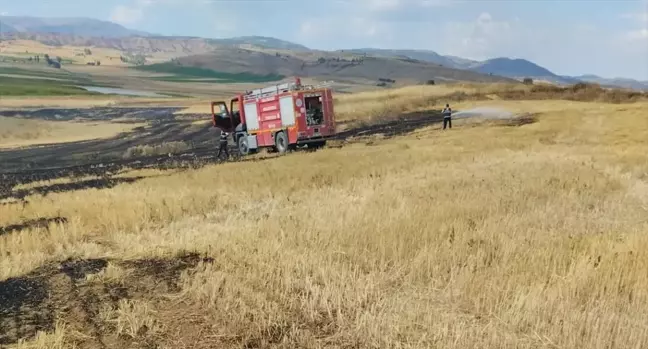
211,77,336,155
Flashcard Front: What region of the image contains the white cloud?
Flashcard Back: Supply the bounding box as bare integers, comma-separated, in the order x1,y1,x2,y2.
213,15,237,34
626,28,648,41
420,0,456,6
574,23,596,33
109,0,156,25
619,6,648,47
336,0,456,15
298,0,456,44
365,0,402,11
299,16,388,40
109,0,210,25
110,5,145,25
621,12,648,22
440,12,517,61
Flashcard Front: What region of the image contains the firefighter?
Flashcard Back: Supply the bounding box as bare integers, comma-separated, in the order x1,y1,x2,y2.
442,104,452,130
217,129,230,160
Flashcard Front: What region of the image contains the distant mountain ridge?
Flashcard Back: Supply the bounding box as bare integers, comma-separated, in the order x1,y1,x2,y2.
167,49,515,84
470,58,555,77
214,36,309,51
344,48,647,90
345,49,576,81
0,21,18,33
0,31,306,57
572,75,648,91
342,48,462,68
1,15,646,91
0,15,151,37
0,16,307,51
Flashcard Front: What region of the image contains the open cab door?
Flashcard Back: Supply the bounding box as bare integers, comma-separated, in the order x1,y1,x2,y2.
211,101,235,131
211,100,243,132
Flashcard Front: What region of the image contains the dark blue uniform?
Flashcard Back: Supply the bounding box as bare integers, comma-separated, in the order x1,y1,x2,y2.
442,105,452,130
217,131,229,159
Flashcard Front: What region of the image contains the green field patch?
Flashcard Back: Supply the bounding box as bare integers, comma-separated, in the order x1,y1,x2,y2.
134,63,284,83
0,66,91,82
0,76,106,96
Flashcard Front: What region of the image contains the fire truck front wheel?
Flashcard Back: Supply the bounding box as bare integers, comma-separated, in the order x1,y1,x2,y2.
237,136,250,155
274,131,289,154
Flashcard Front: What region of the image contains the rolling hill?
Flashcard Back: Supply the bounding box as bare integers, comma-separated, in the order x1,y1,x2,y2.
0,16,151,37
143,49,516,84
470,58,555,78
213,36,310,51
468,58,581,85
342,48,462,68
0,16,308,51
343,49,648,90
0,32,308,55
343,50,577,84
0,21,18,33
573,75,648,91
0,32,218,55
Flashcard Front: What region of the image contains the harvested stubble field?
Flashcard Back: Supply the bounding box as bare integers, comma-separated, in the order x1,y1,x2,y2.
1,83,648,349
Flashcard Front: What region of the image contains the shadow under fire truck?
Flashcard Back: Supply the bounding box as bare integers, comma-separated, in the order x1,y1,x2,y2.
211,77,336,156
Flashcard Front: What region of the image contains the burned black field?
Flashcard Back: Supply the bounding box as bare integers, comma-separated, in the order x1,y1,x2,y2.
0,106,449,205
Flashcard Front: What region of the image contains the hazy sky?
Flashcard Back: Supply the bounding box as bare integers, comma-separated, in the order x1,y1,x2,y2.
2,0,647,80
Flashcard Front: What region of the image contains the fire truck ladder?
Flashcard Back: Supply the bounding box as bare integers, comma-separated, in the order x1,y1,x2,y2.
244,80,303,100
243,79,333,100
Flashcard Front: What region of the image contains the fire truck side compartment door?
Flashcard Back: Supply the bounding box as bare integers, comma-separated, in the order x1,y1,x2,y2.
279,95,296,126
244,102,260,131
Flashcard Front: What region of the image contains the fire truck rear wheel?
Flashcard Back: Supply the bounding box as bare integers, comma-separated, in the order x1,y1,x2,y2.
274,132,289,154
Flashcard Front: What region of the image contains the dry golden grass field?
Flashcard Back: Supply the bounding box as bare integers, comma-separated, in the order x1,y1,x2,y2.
0,39,179,66
1,83,648,349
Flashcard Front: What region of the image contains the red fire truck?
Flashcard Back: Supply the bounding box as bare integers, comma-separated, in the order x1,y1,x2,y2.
210,77,336,155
